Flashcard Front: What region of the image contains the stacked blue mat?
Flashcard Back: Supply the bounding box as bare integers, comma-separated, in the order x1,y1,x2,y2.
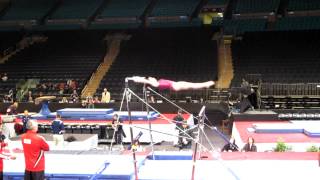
253,124,320,137
29,107,159,120
304,127,320,137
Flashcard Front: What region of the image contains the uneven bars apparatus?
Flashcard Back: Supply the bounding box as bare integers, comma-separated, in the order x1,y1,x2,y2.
125,78,139,180
124,77,240,180
191,106,206,180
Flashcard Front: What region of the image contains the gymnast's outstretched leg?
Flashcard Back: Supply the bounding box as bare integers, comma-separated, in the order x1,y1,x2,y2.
171,81,215,91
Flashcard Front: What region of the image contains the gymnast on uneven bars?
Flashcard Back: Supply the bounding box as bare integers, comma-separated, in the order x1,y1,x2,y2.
125,76,214,91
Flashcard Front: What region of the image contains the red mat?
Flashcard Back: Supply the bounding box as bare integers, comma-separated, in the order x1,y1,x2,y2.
183,151,319,160
234,121,320,143
200,151,319,160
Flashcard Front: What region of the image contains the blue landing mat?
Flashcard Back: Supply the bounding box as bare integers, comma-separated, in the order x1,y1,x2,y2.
304,128,320,137
106,111,159,120
253,124,304,133
55,108,159,120
57,108,114,116
147,151,193,160
4,154,145,180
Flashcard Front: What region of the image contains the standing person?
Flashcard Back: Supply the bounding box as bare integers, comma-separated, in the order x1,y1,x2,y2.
112,114,126,144
173,109,184,146
242,136,257,152
51,114,65,148
21,120,50,180
22,110,31,133
101,88,111,103
173,109,184,130
0,122,16,179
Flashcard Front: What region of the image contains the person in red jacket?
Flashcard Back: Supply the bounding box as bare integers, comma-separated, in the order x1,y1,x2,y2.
21,120,49,180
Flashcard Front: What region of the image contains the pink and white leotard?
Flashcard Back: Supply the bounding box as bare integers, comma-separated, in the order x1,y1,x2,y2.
158,79,174,90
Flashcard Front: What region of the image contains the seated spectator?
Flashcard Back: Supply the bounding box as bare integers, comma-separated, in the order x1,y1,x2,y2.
1,73,8,82
25,91,34,103
177,120,194,150
3,95,10,103
38,92,43,98
242,136,257,152
86,95,94,109
221,137,239,152
60,97,69,103
70,80,77,90
47,82,54,91
8,89,14,102
67,79,72,86
58,83,65,94
70,90,79,103
6,102,18,115
64,84,71,94
40,83,48,94
93,96,100,103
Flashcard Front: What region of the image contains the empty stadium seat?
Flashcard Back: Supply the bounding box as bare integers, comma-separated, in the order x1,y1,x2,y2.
97,28,218,101
0,31,106,98
234,0,280,14
231,30,320,97
287,0,320,12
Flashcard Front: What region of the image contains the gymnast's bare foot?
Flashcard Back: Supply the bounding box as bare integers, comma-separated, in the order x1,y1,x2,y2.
206,81,215,88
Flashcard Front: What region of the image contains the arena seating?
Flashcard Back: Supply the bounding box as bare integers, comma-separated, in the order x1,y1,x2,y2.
206,0,229,7
97,0,150,18
231,30,320,87
274,16,320,31
233,0,280,14
212,19,267,35
0,31,106,99
0,0,55,21
231,30,320,108
97,28,218,101
90,0,150,30
46,0,104,30
49,0,103,20
0,32,23,52
287,0,320,12
0,1,9,13
150,0,198,17
147,0,200,28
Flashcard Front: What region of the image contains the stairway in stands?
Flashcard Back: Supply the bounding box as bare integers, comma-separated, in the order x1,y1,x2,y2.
81,34,123,98
216,37,233,89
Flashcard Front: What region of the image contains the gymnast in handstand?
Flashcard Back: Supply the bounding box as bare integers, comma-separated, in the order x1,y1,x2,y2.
126,76,214,91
